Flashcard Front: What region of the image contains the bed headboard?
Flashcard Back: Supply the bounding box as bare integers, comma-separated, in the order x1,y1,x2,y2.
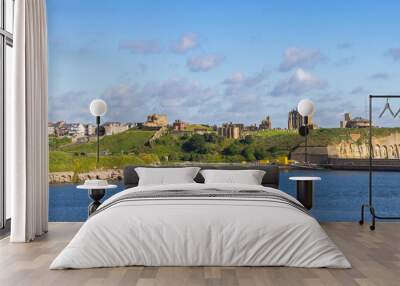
123,165,280,189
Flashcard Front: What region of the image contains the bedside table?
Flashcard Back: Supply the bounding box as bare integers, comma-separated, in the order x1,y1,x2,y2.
289,176,321,210
77,184,117,216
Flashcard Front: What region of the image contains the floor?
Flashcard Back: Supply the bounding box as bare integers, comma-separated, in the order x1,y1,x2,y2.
0,223,399,286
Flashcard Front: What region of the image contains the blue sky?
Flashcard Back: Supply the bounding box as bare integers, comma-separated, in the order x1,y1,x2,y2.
47,0,400,127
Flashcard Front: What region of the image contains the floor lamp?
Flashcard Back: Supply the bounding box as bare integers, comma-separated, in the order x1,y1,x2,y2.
297,99,315,163
89,99,107,163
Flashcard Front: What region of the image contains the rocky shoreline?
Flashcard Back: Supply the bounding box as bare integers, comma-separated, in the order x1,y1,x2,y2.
49,169,123,184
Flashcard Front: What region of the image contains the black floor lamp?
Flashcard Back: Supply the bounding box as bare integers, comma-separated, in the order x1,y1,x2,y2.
89,99,107,163
297,99,315,163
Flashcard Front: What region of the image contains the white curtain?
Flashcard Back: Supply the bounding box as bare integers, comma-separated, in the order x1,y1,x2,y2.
8,0,49,242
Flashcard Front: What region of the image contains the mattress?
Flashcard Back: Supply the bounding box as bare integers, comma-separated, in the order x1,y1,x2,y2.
50,183,351,269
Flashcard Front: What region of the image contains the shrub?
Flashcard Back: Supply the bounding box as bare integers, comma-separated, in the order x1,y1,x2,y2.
222,142,242,156
254,147,267,160
241,135,254,145
241,146,256,161
182,134,208,154
204,133,218,143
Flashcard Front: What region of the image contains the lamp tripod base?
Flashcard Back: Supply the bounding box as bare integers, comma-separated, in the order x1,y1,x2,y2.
88,189,105,216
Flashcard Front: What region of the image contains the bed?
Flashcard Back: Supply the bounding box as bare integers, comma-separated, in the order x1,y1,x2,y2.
50,165,350,269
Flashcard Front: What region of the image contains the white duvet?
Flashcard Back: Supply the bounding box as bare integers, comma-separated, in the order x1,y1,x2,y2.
50,183,351,269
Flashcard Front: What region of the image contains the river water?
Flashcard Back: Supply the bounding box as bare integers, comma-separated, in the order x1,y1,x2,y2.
49,169,400,222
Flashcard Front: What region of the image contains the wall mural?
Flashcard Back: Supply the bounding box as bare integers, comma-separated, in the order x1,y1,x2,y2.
46,1,400,183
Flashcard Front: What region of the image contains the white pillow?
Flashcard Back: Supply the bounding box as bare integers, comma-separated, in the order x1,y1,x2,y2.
200,169,266,185
135,167,201,186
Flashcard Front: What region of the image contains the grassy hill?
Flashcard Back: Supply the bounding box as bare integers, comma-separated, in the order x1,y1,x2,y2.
306,127,400,146
49,136,71,151
61,129,154,154
185,124,214,132
49,151,157,173
50,129,157,172
49,127,400,173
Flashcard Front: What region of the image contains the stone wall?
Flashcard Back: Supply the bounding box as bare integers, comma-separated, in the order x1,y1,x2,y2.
49,169,123,184
143,114,168,128
291,132,400,163
335,132,400,159
147,126,168,145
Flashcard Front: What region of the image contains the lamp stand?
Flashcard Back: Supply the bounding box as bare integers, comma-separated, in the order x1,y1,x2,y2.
299,116,310,164
96,116,100,163
305,132,308,163
304,116,308,163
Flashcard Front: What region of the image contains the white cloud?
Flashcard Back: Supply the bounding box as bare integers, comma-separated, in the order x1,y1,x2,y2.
335,56,356,66
170,33,199,53
101,78,217,123
336,42,352,49
49,91,92,123
49,73,271,125
222,70,269,87
223,72,246,85
279,47,325,72
350,86,367,95
119,40,162,54
385,48,400,61
187,54,224,72
369,72,390,80
271,68,327,96
218,70,272,119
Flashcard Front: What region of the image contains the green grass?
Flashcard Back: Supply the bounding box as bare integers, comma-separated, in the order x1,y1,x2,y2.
185,124,214,132
307,127,400,146
147,134,183,161
252,129,298,137
49,127,400,172
49,151,159,173
60,129,155,154
49,136,72,151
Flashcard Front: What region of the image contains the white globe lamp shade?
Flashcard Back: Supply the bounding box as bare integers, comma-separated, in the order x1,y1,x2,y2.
297,99,315,116
89,99,107,117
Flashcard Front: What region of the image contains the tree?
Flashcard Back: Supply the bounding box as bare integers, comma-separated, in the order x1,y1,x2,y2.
204,133,218,143
254,147,267,160
222,142,242,156
241,135,254,145
242,146,256,161
267,146,279,154
168,152,179,161
182,134,208,154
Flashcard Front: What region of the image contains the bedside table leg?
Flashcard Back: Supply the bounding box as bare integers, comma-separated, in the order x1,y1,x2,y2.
88,189,105,216
296,181,314,210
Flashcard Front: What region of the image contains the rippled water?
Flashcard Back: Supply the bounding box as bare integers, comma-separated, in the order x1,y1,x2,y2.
49,169,400,222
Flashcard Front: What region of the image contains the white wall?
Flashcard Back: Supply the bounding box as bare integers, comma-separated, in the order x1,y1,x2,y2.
5,44,13,219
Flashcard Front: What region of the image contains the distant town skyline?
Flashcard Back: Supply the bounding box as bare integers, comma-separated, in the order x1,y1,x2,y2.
47,1,400,128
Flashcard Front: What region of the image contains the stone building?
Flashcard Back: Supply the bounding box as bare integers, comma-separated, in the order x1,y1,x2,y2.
340,113,352,128
143,114,168,128
126,122,137,129
48,123,56,136
288,109,303,130
68,123,86,137
85,124,97,136
218,123,242,139
172,120,187,131
259,116,272,130
52,121,69,136
244,124,258,132
193,128,209,135
288,109,315,130
340,113,370,128
103,122,129,136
